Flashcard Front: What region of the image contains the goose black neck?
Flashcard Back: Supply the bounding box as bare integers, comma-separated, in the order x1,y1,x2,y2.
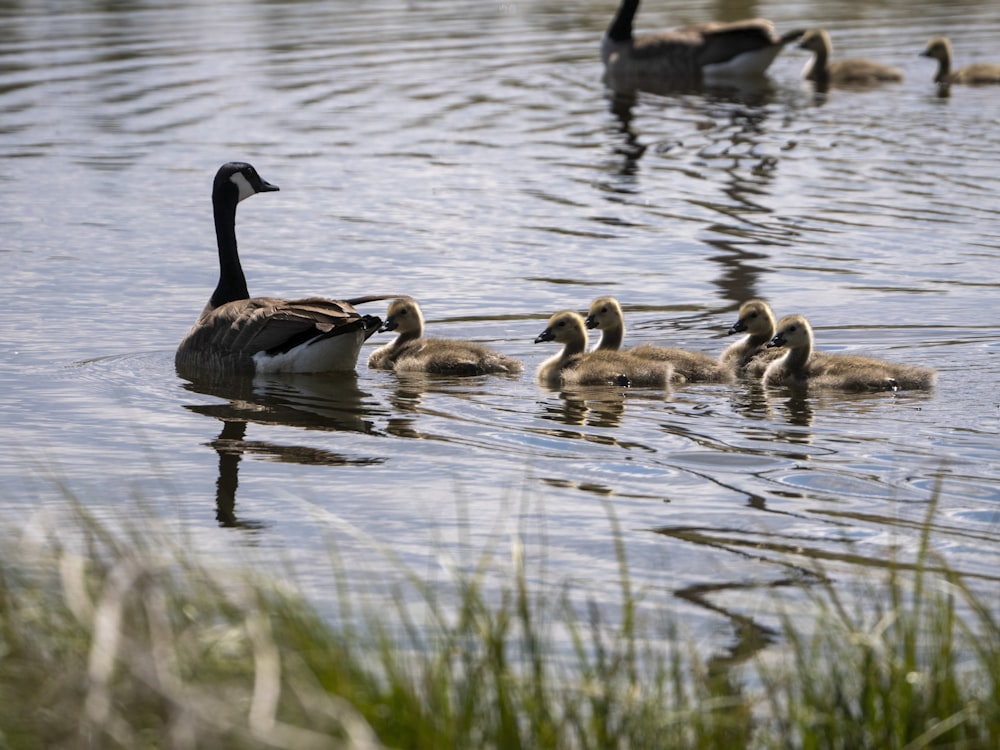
210,189,249,309
607,0,638,42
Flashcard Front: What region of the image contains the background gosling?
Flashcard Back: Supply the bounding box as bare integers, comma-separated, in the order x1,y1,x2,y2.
368,298,522,376
585,296,731,383
921,36,1000,85
720,299,783,376
764,314,937,391
535,310,672,388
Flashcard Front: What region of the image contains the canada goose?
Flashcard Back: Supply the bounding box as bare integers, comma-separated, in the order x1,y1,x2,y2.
367,298,523,376
798,29,903,87
534,310,672,388
921,36,1000,85
602,0,804,85
585,296,731,383
176,162,388,375
763,315,937,391
720,299,782,375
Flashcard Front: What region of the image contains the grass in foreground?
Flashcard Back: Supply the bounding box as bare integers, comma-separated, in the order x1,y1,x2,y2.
0,498,997,749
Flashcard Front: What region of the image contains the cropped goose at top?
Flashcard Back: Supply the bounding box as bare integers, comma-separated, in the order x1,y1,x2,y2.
175,162,390,376
763,315,937,391
534,310,672,388
585,296,731,383
601,0,804,87
368,298,523,376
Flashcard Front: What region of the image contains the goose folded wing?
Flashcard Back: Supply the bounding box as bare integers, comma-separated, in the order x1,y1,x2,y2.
222,298,371,356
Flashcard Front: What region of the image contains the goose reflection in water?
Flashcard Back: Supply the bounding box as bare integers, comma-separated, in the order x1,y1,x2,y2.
180,371,385,527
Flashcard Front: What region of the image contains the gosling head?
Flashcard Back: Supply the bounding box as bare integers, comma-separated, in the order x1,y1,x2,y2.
921,36,951,63
768,314,813,349
378,297,424,335
584,296,623,331
728,299,776,337
535,310,588,346
214,162,280,204
797,28,830,54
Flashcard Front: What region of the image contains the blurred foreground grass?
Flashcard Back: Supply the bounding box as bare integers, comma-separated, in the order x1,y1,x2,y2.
0,496,997,749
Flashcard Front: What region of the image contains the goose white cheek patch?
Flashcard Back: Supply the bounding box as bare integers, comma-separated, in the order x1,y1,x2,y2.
230,171,256,202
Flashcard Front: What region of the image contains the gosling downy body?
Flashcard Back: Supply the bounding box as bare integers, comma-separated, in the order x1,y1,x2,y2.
799,28,903,88
763,314,937,391
175,162,385,376
602,0,804,88
534,310,672,388
585,296,731,383
720,299,782,375
368,298,523,376
921,36,1000,85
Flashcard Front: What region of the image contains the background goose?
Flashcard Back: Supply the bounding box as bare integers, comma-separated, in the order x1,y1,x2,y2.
175,162,388,376
921,36,1000,85
368,298,523,376
585,296,731,383
799,28,903,87
534,310,672,388
720,299,782,375
763,314,937,391
602,0,804,85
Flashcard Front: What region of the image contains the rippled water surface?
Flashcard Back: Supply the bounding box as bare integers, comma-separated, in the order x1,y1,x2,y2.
2,0,999,653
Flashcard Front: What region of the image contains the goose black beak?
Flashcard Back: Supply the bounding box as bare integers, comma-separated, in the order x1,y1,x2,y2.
727,319,747,336
584,315,598,329
378,318,398,334
767,332,786,348
259,179,280,192
534,329,555,344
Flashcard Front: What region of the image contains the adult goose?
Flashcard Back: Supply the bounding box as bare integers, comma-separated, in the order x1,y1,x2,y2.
585,296,731,383
534,310,672,388
798,29,903,88
921,36,1000,85
368,298,523,376
720,299,782,375
176,162,386,375
763,315,937,391
601,0,804,86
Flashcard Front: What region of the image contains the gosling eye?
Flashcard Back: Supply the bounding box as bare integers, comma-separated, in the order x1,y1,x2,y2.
749,312,758,319
601,306,608,313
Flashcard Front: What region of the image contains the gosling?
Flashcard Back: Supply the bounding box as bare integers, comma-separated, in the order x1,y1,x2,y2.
534,310,672,388
921,36,1000,85
799,28,903,87
585,296,732,383
763,315,937,391
368,298,523,376
720,299,783,375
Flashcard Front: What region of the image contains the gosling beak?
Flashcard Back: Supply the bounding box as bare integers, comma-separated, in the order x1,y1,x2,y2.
534,328,555,344
727,319,747,336
767,332,786,349
584,315,598,330
378,317,398,334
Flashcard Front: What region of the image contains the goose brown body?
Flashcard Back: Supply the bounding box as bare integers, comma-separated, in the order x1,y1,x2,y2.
368,298,522,376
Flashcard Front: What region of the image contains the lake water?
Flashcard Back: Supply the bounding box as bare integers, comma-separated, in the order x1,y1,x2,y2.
2,0,998,657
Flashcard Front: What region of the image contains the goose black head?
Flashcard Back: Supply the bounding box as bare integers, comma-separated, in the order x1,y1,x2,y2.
214,162,280,204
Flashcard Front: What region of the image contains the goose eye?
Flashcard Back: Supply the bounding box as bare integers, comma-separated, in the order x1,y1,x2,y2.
750,312,758,319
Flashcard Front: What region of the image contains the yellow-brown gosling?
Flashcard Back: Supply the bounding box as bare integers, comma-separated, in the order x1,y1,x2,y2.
799,28,903,87
368,298,523,376
763,314,937,391
921,36,1000,85
176,162,387,375
585,296,732,383
534,310,672,388
602,0,804,84
720,299,783,376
